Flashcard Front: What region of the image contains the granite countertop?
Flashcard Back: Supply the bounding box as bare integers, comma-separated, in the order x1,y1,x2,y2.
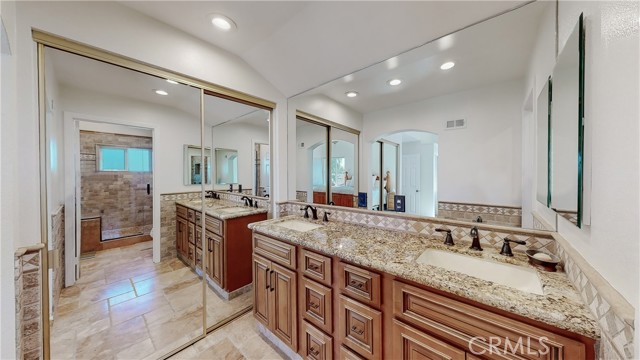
176,199,268,220
249,215,599,339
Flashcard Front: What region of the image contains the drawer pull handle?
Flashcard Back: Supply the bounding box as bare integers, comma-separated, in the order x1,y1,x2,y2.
270,270,275,292
351,325,364,335
309,347,319,356
349,280,365,289
309,302,319,310
265,268,270,289
308,263,321,271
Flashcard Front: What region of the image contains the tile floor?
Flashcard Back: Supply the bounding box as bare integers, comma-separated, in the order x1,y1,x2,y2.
168,312,285,360
50,241,255,359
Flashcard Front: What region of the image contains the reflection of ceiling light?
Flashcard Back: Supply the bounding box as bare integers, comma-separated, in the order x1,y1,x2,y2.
345,91,358,98
166,79,178,85
440,61,455,70
210,14,236,31
154,90,168,96
388,79,402,86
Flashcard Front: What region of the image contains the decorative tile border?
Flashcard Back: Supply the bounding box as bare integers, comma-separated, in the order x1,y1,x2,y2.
277,201,555,254
51,206,65,319
438,201,522,227
14,244,44,360
554,234,635,359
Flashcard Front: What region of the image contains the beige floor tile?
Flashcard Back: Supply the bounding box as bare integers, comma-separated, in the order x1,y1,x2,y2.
80,278,134,303
197,338,245,360
110,290,168,325
108,290,137,307
75,316,149,359
115,337,156,360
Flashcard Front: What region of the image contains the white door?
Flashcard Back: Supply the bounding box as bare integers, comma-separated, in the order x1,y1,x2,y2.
402,154,421,214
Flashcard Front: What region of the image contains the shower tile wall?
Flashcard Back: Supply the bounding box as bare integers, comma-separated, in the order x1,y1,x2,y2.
80,131,152,240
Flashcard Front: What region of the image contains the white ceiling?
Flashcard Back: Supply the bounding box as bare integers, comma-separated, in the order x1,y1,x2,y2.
299,1,548,114
48,48,266,126
119,1,530,97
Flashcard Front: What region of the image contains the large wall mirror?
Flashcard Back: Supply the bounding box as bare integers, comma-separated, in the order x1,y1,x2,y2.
39,33,275,359
287,1,554,229
549,14,585,227
293,112,360,207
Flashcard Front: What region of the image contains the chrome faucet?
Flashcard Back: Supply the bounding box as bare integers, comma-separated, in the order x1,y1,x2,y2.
435,228,454,246
469,227,482,251
300,205,318,220
500,237,526,257
240,196,253,207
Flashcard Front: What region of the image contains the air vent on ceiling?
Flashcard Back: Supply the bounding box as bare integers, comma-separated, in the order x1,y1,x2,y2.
445,119,466,130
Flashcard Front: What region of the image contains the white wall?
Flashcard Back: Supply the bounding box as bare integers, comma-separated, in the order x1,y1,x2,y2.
3,1,286,355
361,79,524,208
402,141,437,217
211,122,269,191
526,1,639,308
0,0,17,357
61,85,204,194
287,93,363,199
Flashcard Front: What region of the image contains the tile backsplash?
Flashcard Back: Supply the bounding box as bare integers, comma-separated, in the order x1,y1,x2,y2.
438,201,522,227
14,245,44,360
278,201,554,254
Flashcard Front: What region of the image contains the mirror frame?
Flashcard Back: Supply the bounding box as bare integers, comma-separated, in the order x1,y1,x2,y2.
34,29,277,359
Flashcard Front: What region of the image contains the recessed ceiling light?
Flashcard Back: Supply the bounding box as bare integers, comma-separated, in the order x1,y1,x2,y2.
388,79,402,86
440,61,455,70
210,14,237,31
154,90,168,96
166,79,178,85
345,91,358,98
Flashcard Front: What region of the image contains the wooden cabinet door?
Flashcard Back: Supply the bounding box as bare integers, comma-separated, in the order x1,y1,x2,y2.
338,295,382,360
176,217,187,256
212,234,223,286
301,320,333,360
253,255,271,327
301,277,333,334
392,319,465,360
271,262,298,351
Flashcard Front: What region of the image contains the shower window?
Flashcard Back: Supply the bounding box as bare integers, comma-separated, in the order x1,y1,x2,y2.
97,145,152,172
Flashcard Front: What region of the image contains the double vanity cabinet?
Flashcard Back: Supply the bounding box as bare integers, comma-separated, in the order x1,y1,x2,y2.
176,201,267,296
250,217,598,360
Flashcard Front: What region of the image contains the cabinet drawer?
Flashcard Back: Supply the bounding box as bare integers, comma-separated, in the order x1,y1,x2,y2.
176,205,189,219
338,346,364,360
205,215,223,236
187,243,195,265
301,249,332,286
195,211,202,226
393,281,584,360
301,321,333,360
301,277,333,334
195,228,202,249
187,209,196,223
338,295,381,360
392,319,465,360
253,233,296,269
338,262,381,308
195,248,202,269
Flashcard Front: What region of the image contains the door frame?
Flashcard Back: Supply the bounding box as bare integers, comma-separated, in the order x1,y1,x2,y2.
63,111,157,287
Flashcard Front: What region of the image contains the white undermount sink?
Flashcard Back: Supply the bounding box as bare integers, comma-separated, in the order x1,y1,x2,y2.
275,220,323,232
217,207,251,214
416,249,544,295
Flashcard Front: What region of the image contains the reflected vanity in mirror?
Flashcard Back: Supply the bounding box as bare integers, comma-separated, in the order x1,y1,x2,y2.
184,145,212,185
215,148,238,186
287,1,555,229
549,14,585,227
